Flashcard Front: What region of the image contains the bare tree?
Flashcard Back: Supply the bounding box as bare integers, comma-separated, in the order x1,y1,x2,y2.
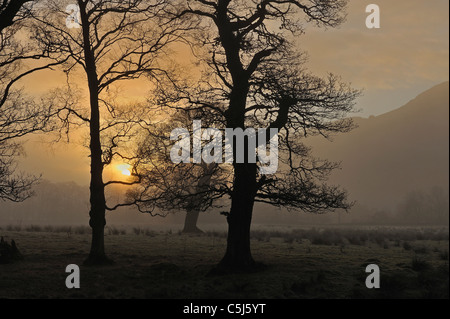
148,0,361,271
32,0,191,265
0,0,65,202
130,108,229,233
181,162,218,233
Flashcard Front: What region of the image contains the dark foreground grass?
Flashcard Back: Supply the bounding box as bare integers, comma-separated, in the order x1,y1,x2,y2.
0,227,448,299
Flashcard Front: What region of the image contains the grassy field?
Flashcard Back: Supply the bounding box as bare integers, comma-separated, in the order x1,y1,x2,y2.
0,225,448,299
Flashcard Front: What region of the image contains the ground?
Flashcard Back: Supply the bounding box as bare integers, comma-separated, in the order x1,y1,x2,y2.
0,225,448,299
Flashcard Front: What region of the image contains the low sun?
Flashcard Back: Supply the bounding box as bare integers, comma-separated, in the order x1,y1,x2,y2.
122,169,131,176
117,164,132,177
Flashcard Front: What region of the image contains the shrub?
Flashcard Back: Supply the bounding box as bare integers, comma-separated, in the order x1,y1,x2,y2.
145,229,156,237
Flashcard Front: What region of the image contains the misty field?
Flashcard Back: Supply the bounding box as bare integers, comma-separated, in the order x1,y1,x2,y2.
0,226,448,299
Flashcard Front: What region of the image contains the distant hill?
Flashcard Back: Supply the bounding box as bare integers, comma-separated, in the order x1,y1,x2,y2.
309,81,449,212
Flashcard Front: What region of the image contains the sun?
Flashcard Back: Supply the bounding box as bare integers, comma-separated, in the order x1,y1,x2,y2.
117,164,132,177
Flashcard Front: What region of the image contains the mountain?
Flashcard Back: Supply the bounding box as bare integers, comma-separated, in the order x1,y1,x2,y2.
309,81,449,212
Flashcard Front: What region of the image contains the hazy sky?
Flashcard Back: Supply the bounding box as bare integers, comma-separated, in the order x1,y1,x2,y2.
302,0,449,116
17,0,450,185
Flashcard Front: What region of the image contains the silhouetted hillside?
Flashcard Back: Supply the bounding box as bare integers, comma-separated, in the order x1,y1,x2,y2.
307,82,449,223
251,82,449,225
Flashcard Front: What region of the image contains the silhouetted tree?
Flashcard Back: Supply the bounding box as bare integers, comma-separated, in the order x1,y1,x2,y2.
129,109,228,233
32,0,191,265
0,0,64,202
157,0,360,271
181,162,218,233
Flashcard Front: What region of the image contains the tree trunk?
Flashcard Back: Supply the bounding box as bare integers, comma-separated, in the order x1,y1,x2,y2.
84,143,110,265
79,1,111,266
218,74,259,271
218,162,258,272
182,209,203,233
216,7,258,271
182,162,216,234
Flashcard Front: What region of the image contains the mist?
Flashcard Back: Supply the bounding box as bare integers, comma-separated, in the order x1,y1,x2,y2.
3,83,448,229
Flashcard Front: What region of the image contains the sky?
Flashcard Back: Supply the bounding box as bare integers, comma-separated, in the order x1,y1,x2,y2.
301,0,449,116
16,0,450,186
